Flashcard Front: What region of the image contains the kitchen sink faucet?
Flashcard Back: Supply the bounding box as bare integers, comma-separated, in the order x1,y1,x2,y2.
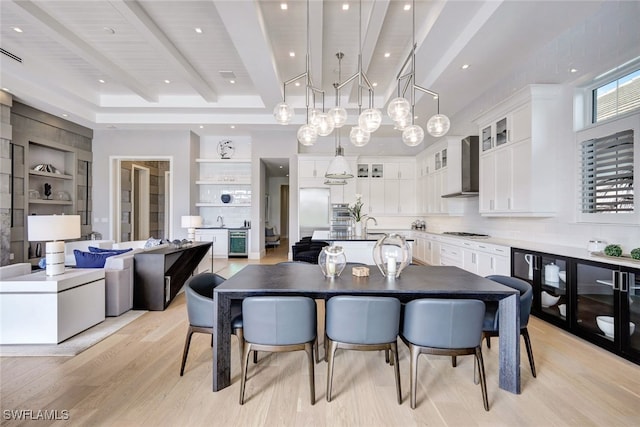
364,217,378,235
216,215,225,228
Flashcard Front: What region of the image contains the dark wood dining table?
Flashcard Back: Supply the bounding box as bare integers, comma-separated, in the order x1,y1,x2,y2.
212,263,521,394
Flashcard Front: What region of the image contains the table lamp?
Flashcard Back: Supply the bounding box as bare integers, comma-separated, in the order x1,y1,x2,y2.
28,214,81,276
181,215,202,240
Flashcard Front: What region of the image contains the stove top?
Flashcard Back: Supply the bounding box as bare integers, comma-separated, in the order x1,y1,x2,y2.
442,232,490,238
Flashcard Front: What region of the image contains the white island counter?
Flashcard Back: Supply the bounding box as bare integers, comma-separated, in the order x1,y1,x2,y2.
312,230,414,265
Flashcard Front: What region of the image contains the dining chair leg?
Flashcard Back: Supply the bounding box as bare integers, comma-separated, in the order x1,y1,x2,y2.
473,353,479,385
409,344,420,409
391,342,402,404
239,342,253,405
179,327,195,376
485,335,491,349
305,341,316,405
234,327,244,359
326,339,338,402
522,328,537,377
451,355,457,367
475,347,489,411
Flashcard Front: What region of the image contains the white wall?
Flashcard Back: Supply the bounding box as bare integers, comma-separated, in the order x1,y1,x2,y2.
92,129,198,241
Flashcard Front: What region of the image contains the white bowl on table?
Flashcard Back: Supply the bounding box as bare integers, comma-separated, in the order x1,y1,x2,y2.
596,315,636,338
541,291,560,307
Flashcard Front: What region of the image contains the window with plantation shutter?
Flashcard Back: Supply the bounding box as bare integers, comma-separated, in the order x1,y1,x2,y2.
581,129,634,214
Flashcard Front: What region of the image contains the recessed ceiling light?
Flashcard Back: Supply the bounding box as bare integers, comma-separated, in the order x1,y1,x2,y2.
195,27,203,34
12,27,23,33
280,3,287,10
570,68,578,73
342,3,349,10
62,113,68,117
404,4,411,11
164,79,171,84
230,125,236,129
229,80,236,84
279,165,283,169
461,64,470,70
384,52,391,58
199,125,204,129
414,115,418,120
433,95,438,100
372,82,378,87
295,82,300,86
289,51,295,57
98,79,105,83
103,27,115,34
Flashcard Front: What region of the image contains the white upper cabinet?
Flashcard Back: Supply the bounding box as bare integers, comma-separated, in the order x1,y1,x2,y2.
298,155,356,205
475,84,566,217
357,157,416,215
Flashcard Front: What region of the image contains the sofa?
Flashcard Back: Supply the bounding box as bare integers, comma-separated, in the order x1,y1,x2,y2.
0,263,32,280
265,226,280,249
292,237,329,264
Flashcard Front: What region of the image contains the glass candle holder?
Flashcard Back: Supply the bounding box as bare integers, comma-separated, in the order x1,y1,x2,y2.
372,233,411,278
318,245,347,278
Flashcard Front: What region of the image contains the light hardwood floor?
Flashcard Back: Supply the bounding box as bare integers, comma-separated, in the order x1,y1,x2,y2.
2,242,640,426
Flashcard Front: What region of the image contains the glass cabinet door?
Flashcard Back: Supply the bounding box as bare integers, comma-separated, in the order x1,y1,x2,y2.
495,117,508,146
575,262,616,343
481,126,492,152
622,270,640,360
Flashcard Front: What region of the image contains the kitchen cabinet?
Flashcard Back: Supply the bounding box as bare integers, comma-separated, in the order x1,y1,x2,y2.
462,240,510,276
195,228,229,258
299,159,330,179
476,85,565,217
512,248,640,364
300,156,356,204
356,157,415,216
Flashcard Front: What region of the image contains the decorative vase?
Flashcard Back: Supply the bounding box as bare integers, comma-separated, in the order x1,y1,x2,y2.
372,233,411,278
354,221,363,237
318,245,347,278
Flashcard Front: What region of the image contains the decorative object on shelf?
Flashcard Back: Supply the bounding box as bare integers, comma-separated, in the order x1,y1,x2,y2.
354,221,363,237
524,254,534,280
387,0,450,145
319,245,347,278
181,215,203,240
544,262,560,284
28,189,40,200
220,194,232,204
587,239,607,252
372,233,411,278
217,140,235,159
43,183,52,200
596,315,635,338
604,244,623,257
27,214,81,276
55,191,71,201
348,194,367,237
540,291,560,308
631,248,640,260
32,163,60,174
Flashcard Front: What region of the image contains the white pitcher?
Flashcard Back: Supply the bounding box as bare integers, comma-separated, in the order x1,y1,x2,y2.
524,254,533,280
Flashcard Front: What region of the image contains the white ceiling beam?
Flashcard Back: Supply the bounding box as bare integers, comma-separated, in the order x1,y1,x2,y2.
213,0,283,110
11,0,158,103
308,0,324,92
109,0,217,103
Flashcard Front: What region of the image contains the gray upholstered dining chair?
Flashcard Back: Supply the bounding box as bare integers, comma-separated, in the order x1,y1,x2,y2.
240,296,317,405
180,273,244,376
325,296,402,404
401,298,489,411
483,275,536,377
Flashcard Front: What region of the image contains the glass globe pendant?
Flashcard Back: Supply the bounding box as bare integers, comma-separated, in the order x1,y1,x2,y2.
358,108,382,132
402,124,424,146
426,114,451,137
297,124,318,146
349,126,370,147
393,115,410,131
314,112,335,136
273,102,294,125
328,106,347,128
387,97,411,122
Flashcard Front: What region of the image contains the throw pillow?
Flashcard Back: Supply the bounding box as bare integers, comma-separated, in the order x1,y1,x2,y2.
74,250,118,268
88,246,132,255
144,237,163,248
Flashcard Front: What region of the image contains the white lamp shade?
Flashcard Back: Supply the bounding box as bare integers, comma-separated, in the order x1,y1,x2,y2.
325,155,354,179
27,215,81,241
358,108,382,133
328,106,348,128
273,102,294,124
349,126,371,147
181,215,203,228
297,124,318,146
426,113,451,137
402,124,425,146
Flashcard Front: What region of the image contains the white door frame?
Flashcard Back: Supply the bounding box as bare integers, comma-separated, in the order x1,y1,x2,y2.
131,164,150,240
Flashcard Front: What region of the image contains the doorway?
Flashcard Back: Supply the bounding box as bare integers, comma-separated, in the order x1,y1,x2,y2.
131,164,150,240
280,185,289,238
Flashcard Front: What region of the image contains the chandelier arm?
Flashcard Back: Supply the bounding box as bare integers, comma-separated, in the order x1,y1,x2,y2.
336,72,359,91
395,43,417,80
283,71,308,87
401,75,413,98
414,84,439,98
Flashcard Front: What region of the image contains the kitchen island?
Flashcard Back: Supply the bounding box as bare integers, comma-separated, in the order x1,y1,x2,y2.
312,230,414,265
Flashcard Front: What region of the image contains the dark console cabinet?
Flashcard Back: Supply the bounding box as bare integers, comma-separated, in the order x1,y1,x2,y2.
133,242,212,310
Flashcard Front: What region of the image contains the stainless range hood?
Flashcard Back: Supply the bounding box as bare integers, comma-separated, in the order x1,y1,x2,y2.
441,135,479,198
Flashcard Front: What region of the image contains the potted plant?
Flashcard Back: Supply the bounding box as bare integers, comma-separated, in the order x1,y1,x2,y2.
349,194,368,237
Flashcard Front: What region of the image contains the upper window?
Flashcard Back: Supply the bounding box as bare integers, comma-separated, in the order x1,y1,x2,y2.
592,68,640,123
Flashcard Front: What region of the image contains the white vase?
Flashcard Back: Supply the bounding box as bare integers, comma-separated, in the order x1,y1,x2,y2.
354,221,363,237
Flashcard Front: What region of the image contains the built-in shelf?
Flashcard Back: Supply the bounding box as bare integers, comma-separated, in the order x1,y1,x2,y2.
29,200,73,205
196,202,251,207
29,170,73,180
196,179,251,185
195,158,251,163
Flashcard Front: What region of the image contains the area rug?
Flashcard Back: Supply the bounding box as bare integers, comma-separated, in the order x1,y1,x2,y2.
0,310,147,357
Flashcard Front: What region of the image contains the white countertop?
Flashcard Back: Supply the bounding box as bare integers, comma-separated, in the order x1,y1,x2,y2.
0,268,105,293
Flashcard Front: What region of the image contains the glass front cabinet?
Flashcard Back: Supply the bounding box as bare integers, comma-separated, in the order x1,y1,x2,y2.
512,248,639,364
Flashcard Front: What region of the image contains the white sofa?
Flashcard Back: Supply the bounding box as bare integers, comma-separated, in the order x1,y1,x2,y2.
0,263,32,280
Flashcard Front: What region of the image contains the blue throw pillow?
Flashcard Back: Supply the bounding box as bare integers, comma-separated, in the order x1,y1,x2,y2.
88,246,132,255
74,250,118,268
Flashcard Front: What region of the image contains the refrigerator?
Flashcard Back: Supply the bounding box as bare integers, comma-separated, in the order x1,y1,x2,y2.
299,188,330,238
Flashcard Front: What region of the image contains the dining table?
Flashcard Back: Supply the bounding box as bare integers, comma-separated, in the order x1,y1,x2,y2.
212,263,521,394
